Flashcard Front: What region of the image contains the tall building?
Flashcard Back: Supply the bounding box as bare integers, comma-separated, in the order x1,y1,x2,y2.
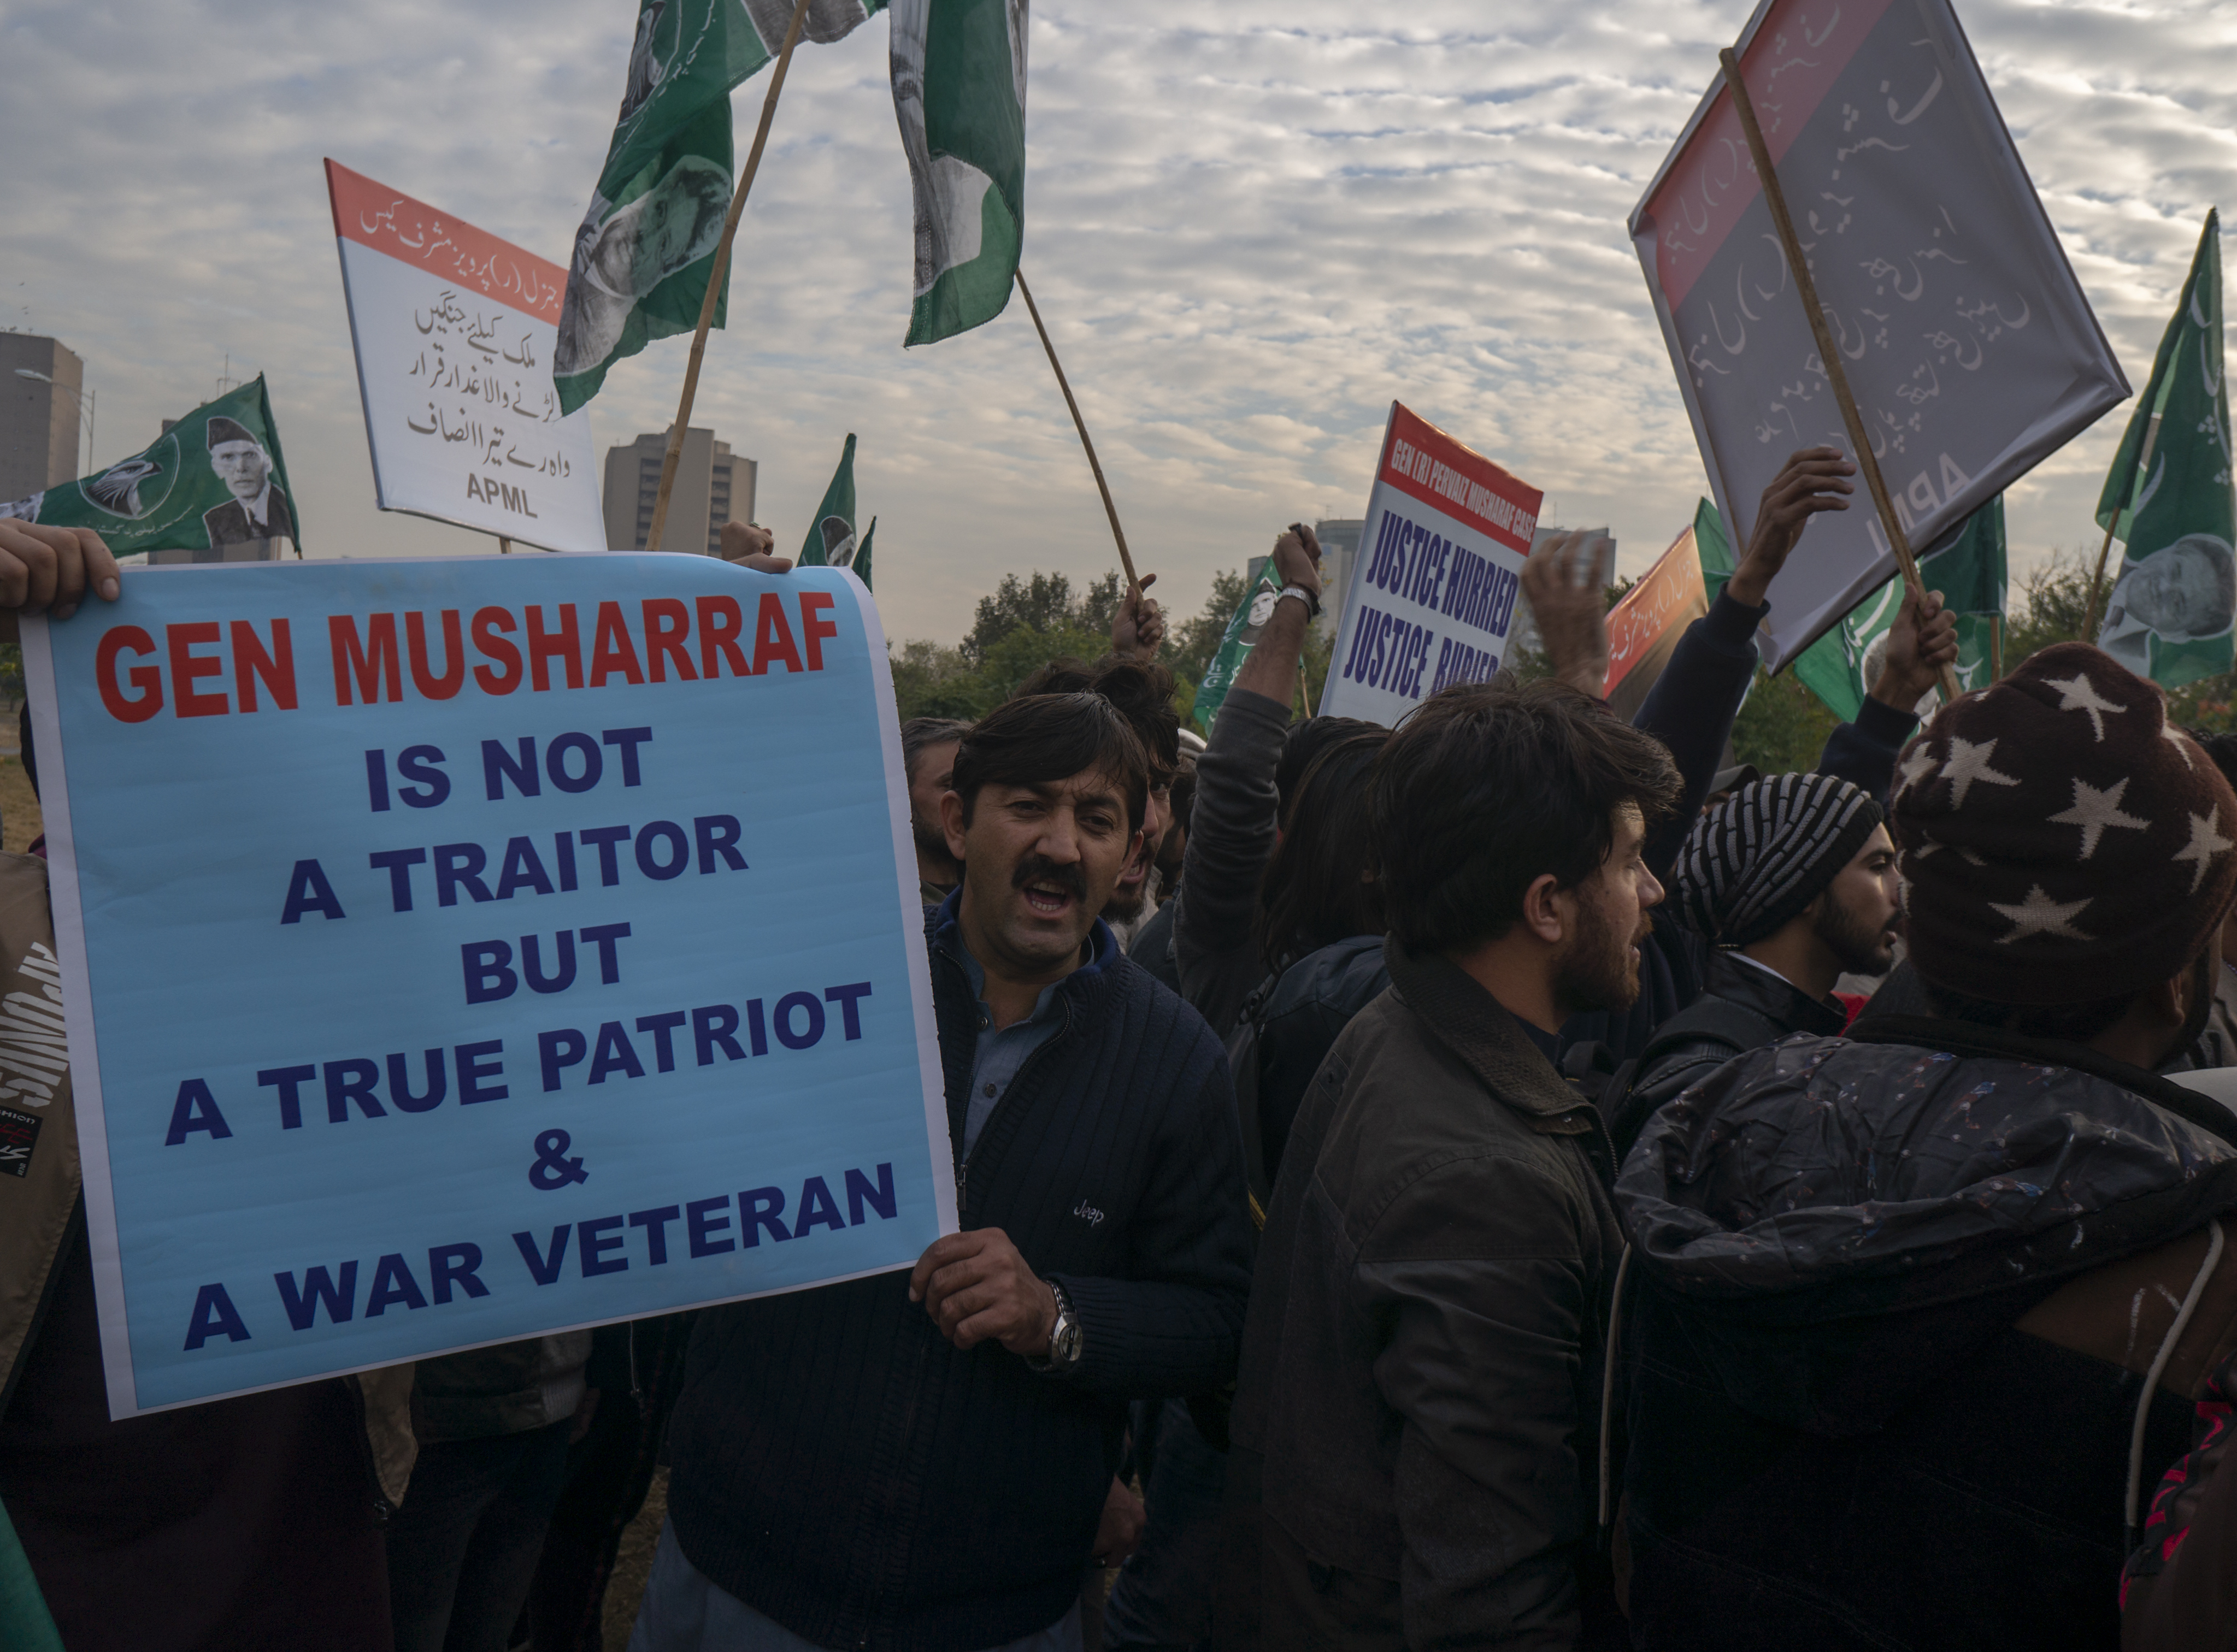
602,428,756,554
0,334,85,502
1312,518,1365,638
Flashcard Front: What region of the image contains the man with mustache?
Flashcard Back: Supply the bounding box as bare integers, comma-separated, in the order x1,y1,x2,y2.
643,691,1252,1652
1604,772,1898,1153
1011,657,1180,945
1226,677,1679,1649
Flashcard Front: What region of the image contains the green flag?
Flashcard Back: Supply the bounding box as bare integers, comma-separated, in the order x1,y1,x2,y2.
891,0,1027,345
798,433,859,569
1790,498,2009,721
2093,210,2234,689
852,516,876,590
555,0,888,413
0,377,303,558
1693,495,1736,606
1191,561,1285,733
0,1496,62,1652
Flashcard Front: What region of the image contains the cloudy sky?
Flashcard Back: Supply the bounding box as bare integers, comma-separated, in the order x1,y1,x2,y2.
3,0,2231,647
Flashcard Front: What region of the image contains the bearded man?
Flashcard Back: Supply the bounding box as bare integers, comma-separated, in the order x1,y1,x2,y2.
1223,676,1679,1649
1606,772,1895,1152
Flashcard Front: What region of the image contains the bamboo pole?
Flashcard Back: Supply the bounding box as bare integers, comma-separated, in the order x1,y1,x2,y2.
2081,414,2163,643
1991,612,2003,682
1297,661,1316,719
643,0,814,555
1014,268,1143,606
1719,48,1962,704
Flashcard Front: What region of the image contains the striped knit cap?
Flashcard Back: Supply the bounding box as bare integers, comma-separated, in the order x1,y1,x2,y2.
1676,772,1884,947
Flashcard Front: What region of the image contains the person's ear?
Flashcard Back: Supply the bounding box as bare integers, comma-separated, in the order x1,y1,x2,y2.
940,789,969,862
2147,967,2191,1032
1521,873,1565,946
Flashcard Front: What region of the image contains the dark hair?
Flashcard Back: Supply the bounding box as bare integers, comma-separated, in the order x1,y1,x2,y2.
1256,731,1390,971
1920,979,2140,1043
1014,656,1181,780
1169,753,1198,843
2193,729,2237,796
1276,716,1380,824
900,716,972,785
951,692,1150,831
1371,678,1681,953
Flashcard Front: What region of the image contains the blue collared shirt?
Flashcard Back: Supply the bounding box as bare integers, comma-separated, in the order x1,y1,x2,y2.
952,942,1068,1160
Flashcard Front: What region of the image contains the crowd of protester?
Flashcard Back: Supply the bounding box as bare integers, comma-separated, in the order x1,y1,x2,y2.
3,440,2237,1651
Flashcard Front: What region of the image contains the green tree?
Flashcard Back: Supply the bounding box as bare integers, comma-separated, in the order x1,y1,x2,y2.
964,571,1084,663
1730,668,1839,775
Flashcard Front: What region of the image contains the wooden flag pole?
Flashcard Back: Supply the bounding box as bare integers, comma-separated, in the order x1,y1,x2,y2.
1719,48,1962,704
1014,268,1143,606
498,536,513,555
2081,414,2163,643
644,0,815,555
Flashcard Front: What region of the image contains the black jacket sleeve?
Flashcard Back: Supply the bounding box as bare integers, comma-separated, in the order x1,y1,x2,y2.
1815,695,1919,805
1051,1054,1255,1400
1632,591,1769,879
1173,688,1291,1037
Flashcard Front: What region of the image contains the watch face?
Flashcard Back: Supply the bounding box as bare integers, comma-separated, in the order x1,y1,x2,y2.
1055,1318,1082,1362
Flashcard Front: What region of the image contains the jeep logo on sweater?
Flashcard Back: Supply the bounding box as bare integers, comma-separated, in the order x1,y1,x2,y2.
1073,1200,1105,1226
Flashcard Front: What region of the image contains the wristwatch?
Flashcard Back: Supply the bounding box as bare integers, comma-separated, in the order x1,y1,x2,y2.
1033,1281,1084,1371
1277,583,1322,619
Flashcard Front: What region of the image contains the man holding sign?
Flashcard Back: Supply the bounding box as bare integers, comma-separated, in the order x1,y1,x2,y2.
645,690,1252,1652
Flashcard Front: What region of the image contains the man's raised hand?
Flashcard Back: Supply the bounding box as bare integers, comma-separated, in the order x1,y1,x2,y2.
1872,585,1961,712
1111,572,1164,659
1727,446,1855,608
0,521,121,620
1520,529,1612,698
909,1228,1057,1356
1273,522,1323,601
719,519,792,574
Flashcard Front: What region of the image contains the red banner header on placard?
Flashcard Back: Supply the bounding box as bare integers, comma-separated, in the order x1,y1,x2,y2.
1376,403,1542,554
325,159,566,326
1636,0,1895,309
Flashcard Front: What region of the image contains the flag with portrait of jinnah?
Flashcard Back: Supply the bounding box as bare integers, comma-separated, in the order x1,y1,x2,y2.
555,0,888,414
890,0,1028,346
2094,210,2234,690
0,379,302,558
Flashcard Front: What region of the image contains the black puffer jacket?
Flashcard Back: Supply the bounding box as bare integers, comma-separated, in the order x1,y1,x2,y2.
1615,1018,2237,1651
1608,949,1846,1155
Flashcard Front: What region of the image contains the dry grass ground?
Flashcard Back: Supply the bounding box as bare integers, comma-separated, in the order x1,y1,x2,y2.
0,757,41,853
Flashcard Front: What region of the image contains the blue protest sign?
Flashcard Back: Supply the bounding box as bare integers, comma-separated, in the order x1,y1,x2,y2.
23,556,954,1416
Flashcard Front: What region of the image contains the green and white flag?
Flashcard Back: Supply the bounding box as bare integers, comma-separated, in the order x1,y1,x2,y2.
1191,561,1285,734
890,0,1027,346
556,0,888,413
0,378,303,558
1791,498,2008,721
2094,210,2234,689
798,432,860,570
852,516,876,590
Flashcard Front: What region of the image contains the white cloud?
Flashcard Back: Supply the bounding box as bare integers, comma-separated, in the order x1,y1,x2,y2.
1,0,2229,647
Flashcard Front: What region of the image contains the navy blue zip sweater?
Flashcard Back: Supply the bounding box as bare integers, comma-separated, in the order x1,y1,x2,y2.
664,896,1252,1652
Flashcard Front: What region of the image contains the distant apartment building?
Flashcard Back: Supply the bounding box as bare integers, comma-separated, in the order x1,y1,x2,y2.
602,428,757,554
0,333,85,502
1312,518,1365,637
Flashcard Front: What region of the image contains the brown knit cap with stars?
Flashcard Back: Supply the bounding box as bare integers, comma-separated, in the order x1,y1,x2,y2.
1891,642,2237,1006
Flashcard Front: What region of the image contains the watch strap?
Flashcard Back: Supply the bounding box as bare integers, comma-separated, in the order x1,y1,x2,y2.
1277,583,1322,619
